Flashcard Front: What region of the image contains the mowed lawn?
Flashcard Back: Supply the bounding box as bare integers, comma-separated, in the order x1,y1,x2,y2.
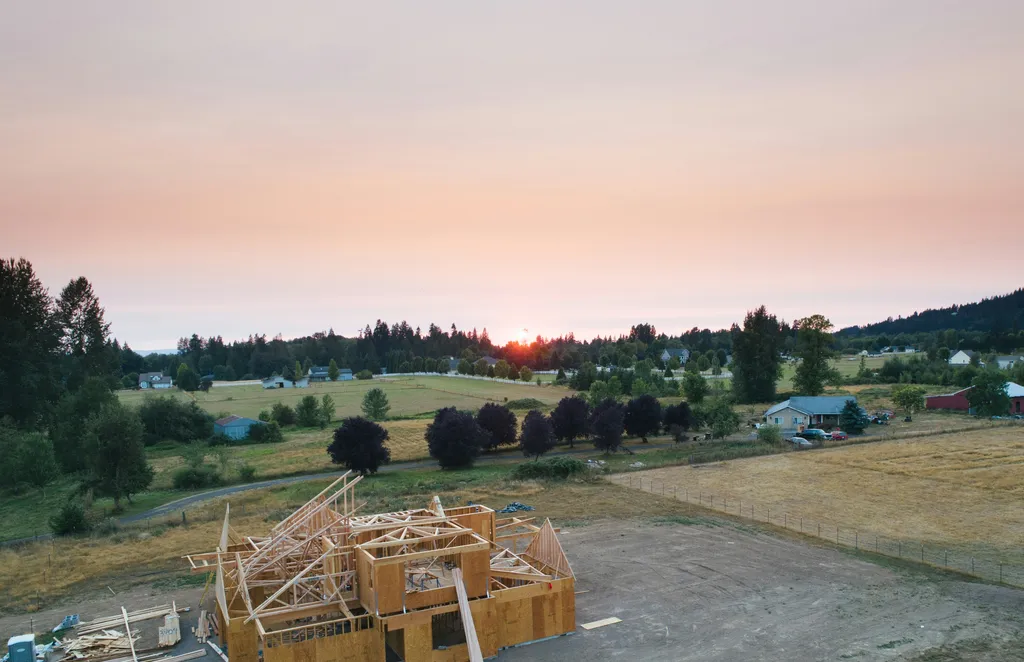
119,376,570,420
620,426,1024,563
777,354,892,391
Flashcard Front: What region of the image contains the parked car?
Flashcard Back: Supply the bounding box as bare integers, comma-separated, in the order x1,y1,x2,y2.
830,430,848,441
790,436,815,448
800,428,829,441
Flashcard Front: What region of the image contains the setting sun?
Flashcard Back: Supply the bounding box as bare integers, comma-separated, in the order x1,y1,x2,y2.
517,328,530,345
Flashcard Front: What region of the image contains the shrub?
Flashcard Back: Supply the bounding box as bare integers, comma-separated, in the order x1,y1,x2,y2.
247,421,283,444
756,424,783,445
238,464,257,482
519,367,534,382
356,370,373,380
50,501,92,536
258,409,271,422
208,432,232,446
511,457,586,480
328,417,392,475
426,407,487,469
505,398,545,410
172,466,223,489
271,402,296,426
476,403,517,450
138,396,214,445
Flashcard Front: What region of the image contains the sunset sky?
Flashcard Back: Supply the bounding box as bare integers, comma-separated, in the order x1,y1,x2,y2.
2,1,1022,349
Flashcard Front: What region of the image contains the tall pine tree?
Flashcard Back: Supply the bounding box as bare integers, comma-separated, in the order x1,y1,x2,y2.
731,306,784,403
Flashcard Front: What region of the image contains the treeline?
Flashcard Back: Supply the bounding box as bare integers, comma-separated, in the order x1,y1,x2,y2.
839,288,1024,336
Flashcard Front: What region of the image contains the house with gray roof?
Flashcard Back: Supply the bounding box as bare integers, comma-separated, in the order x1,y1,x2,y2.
139,372,173,389
660,348,691,364
214,415,264,440
996,355,1023,371
765,396,858,431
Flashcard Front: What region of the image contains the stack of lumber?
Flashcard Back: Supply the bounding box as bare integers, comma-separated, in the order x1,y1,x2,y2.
158,602,181,647
79,606,186,635
57,629,139,661
192,610,213,644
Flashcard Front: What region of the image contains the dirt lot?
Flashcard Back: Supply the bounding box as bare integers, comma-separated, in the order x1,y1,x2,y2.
506,518,1024,661
615,426,1024,564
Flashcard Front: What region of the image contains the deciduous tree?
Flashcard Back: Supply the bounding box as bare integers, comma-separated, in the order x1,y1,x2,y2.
520,410,556,460
84,402,154,511
519,366,533,382
590,398,625,454
891,384,926,417
476,403,518,450
550,396,590,448
176,363,200,392
662,402,694,442
328,417,391,475
682,371,709,404
426,407,487,468
967,371,1011,417
624,394,662,443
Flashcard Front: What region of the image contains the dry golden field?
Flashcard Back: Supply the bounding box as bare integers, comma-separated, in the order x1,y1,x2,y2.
148,419,434,488
617,426,1024,562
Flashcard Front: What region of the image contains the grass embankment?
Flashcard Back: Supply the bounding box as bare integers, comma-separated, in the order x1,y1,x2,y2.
0,467,702,612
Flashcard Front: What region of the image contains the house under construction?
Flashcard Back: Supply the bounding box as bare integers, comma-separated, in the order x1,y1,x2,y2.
185,473,576,662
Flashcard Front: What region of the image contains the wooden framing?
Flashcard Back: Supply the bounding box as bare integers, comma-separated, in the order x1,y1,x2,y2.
185,474,575,662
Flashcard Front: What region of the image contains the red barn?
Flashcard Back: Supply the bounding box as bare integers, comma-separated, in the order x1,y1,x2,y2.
926,382,1024,415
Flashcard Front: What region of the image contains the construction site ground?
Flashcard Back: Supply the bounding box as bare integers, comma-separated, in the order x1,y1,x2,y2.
504,518,1024,662
5,517,1024,661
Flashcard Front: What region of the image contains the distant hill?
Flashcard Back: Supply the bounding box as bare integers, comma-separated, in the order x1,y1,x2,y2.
135,348,178,356
839,288,1024,336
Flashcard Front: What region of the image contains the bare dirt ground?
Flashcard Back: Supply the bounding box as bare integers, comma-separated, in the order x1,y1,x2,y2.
504,518,1024,662
0,585,204,652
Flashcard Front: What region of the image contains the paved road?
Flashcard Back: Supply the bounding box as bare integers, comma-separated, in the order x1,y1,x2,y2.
2,441,675,545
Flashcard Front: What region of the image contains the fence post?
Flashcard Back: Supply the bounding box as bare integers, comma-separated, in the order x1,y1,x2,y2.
944,550,947,567
836,527,839,545
1000,563,1003,583
921,543,924,562
818,523,821,537
972,557,975,574
898,541,901,557
784,513,787,528
855,531,858,550
767,507,770,523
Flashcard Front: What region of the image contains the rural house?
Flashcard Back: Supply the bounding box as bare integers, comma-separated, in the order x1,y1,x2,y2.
138,372,173,389
214,415,264,440
996,355,1023,370
765,396,858,431
309,366,353,382
261,375,310,389
660,348,691,364
926,382,1024,415
948,350,979,366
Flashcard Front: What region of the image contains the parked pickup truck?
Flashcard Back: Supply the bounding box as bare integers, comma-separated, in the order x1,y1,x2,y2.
799,428,830,441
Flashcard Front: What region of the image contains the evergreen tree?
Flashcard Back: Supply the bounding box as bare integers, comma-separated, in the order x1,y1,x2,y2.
0,257,61,427
838,400,869,434
361,387,391,420
321,394,336,426
793,315,841,396
731,306,784,404
328,359,340,381
56,277,114,391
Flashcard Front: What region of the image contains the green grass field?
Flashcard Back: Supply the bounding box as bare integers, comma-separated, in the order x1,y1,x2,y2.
777,354,892,391
118,375,571,421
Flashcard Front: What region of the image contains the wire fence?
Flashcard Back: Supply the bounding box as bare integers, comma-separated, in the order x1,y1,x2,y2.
614,473,1024,589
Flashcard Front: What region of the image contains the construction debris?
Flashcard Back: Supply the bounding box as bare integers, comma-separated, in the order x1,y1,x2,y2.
497,501,535,513
193,609,213,644
54,615,81,632
78,605,188,635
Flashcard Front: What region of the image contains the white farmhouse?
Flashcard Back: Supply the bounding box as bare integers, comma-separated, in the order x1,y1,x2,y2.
139,372,173,389
948,350,978,366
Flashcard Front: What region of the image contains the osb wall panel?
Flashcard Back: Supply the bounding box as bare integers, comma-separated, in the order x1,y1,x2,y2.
469,597,499,658
375,562,405,615
459,550,488,598
406,586,457,611
430,643,468,662
356,551,373,613
226,617,260,662
263,629,384,662
402,623,433,662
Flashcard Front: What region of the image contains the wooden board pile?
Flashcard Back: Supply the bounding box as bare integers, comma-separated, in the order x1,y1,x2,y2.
191,609,217,644
56,629,139,661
